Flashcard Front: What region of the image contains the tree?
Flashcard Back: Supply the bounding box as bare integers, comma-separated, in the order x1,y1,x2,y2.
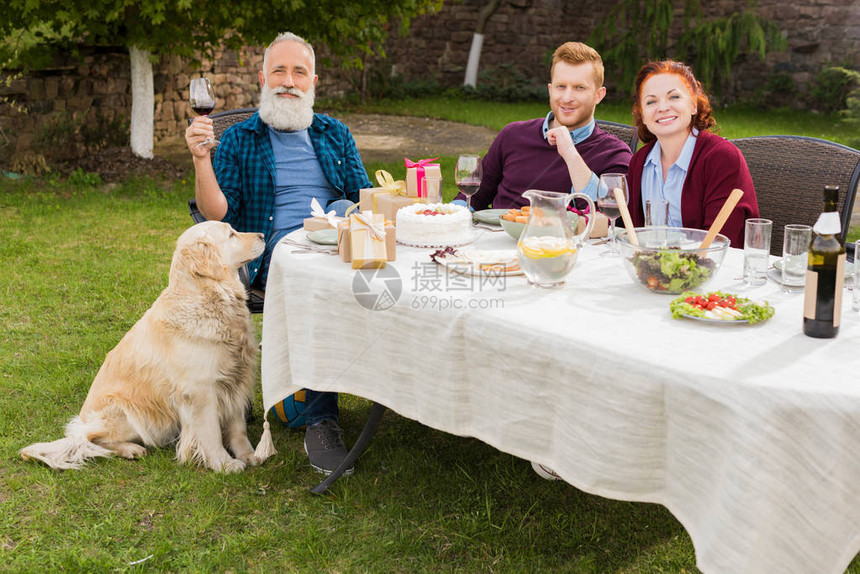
464,0,502,87
588,0,786,99
2,0,442,159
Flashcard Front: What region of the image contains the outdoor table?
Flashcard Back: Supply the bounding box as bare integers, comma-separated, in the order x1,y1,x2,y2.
261,226,860,574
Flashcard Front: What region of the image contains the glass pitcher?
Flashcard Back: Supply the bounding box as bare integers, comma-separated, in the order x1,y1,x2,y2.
517,189,596,288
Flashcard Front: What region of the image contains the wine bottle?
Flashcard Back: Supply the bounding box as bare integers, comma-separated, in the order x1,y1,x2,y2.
803,185,846,338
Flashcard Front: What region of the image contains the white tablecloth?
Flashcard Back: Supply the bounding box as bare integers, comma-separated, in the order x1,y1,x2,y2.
262,228,860,574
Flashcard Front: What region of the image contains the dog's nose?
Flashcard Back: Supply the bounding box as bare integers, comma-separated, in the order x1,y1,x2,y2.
256,233,264,241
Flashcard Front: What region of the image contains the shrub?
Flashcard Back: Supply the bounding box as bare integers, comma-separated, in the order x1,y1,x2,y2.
809,67,860,113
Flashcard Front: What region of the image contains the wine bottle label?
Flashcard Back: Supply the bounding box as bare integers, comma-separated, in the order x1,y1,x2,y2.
812,212,841,235
804,269,818,319
803,253,846,326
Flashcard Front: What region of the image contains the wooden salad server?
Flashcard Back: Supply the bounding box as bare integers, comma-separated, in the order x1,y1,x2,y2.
698,188,744,249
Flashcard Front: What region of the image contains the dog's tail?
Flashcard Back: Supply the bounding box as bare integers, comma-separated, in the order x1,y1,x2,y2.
20,417,114,470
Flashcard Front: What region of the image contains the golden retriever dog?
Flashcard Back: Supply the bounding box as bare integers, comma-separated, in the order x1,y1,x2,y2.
21,221,265,473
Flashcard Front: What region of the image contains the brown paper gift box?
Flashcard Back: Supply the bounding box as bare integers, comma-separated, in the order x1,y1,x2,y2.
359,169,419,220
338,216,396,266
577,211,609,238
303,215,346,232
359,188,419,220
405,162,442,198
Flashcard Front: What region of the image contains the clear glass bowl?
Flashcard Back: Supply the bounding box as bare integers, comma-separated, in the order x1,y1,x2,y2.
616,227,730,294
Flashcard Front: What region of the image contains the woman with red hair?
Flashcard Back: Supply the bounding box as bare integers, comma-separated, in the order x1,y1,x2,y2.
625,60,759,247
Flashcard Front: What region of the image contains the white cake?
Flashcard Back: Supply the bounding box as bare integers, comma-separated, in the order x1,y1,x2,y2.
395,203,473,247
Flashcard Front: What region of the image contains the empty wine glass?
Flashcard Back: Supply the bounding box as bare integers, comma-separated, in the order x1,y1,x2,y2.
190,77,219,149
454,154,482,221
597,173,628,256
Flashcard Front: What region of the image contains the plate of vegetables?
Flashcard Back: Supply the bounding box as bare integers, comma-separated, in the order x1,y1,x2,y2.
670,291,775,324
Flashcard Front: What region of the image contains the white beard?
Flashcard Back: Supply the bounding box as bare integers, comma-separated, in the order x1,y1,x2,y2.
258,84,315,131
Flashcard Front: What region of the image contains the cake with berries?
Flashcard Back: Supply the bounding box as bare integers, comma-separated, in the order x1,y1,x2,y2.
395,203,473,247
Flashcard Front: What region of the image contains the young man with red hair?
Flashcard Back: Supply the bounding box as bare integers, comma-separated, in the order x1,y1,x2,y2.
458,42,633,209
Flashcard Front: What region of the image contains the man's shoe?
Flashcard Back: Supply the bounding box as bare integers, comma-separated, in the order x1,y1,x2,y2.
304,419,353,476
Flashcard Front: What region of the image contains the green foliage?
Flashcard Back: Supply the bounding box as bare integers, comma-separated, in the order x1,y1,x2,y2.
462,63,547,102
1,0,443,73
362,62,545,104
32,111,127,161
810,66,860,113
677,10,786,95
67,167,103,187
588,0,786,96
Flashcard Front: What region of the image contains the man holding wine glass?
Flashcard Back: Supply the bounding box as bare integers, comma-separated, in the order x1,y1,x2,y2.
456,42,632,211
184,31,371,478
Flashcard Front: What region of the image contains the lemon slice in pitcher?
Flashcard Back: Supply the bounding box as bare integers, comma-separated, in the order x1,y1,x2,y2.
518,236,577,259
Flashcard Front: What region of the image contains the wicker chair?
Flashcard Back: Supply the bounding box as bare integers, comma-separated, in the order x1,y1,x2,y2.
207,107,258,140
730,136,860,256
595,119,638,153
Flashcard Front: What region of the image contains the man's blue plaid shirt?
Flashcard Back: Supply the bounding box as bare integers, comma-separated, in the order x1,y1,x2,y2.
213,111,371,285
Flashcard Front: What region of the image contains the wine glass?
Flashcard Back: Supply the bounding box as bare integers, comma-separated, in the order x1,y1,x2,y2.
597,173,628,256
454,154,482,220
190,77,219,149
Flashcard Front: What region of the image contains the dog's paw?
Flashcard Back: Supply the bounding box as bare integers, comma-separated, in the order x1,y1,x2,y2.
237,452,262,467
217,458,246,473
115,443,147,459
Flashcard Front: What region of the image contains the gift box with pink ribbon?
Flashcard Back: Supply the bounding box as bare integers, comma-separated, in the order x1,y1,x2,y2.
405,157,442,199
358,170,419,220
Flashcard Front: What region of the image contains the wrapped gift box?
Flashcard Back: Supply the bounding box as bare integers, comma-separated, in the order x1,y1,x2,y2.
303,197,345,231
405,158,441,198
359,169,419,220
359,188,418,221
303,215,345,232
338,213,396,268
578,211,609,238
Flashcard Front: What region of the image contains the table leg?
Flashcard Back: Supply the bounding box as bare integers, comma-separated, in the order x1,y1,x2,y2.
310,401,387,494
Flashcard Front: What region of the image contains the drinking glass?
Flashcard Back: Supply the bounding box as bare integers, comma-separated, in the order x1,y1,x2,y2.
597,173,628,256
743,218,772,286
645,198,669,227
853,240,860,313
190,77,219,149
454,154,482,218
423,174,443,204
781,224,812,293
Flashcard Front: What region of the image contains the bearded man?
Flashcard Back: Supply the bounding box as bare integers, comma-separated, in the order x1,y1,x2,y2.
185,32,371,477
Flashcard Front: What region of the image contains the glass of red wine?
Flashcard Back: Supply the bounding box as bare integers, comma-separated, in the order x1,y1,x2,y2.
190,77,219,149
597,173,628,256
454,154,482,222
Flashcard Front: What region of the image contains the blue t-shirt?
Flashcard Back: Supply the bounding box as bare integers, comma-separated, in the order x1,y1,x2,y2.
269,127,339,233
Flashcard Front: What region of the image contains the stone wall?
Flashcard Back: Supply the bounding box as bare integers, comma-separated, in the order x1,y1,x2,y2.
0,0,857,165
380,0,860,101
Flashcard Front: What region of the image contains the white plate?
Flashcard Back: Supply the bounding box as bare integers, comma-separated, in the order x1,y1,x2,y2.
306,228,338,245
473,209,507,225
677,312,749,325
434,248,523,276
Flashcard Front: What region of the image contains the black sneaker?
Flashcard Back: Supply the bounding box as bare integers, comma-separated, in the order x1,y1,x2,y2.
304,419,353,476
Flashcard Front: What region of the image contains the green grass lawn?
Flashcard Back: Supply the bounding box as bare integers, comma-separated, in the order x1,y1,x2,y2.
2,101,859,572
332,97,860,148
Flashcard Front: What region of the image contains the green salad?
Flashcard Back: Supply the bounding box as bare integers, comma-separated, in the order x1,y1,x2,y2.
630,249,716,293
670,291,775,324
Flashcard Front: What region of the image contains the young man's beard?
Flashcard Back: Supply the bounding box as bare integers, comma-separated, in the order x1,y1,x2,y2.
258,84,315,131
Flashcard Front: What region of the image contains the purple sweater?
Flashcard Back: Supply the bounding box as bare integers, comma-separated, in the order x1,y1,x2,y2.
464,118,633,210
627,130,759,247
